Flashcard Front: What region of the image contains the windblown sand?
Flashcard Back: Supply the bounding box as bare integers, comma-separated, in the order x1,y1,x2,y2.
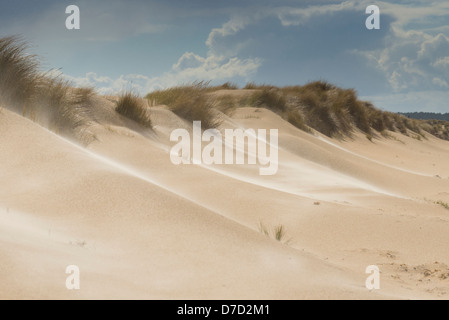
1,95,449,300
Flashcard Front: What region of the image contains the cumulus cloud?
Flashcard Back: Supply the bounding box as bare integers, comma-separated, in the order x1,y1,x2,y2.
275,1,360,27
172,52,205,71
169,54,261,81
432,56,449,69
365,32,449,92
353,2,449,93
66,54,261,94
206,15,256,48
432,77,449,88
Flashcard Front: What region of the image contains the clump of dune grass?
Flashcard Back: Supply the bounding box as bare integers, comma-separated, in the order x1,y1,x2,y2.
273,225,288,242
115,91,152,128
286,109,310,132
286,82,373,137
214,94,237,115
335,88,371,134
274,80,448,139
249,87,287,113
209,82,239,90
381,112,396,132
421,120,449,140
436,201,449,210
69,86,96,143
244,82,277,90
0,36,40,113
74,86,95,103
0,36,96,145
146,81,220,129
392,113,408,135
32,76,96,144
244,82,258,90
259,222,292,245
365,103,386,133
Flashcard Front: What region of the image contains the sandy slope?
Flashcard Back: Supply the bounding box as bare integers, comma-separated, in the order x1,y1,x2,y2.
1,95,449,299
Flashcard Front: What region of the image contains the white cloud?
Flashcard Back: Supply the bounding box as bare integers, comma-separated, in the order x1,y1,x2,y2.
65,54,261,94
275,1,360,27
206,15,255,48
353,1,449,93
172,52,205,71
418,33,449,60
379,1,449,29
432,56,449,69
169,54,261,81
432,77,449,88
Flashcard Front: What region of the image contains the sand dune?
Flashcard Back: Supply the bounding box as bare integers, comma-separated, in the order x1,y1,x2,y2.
2,94,449,300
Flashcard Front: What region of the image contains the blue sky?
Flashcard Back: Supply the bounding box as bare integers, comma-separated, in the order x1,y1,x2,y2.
1,0,449,112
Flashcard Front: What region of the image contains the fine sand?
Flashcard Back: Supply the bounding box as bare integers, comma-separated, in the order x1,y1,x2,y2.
1,95,449,300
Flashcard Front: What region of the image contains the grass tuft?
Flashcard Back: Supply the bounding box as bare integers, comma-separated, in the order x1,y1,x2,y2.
210,82,239,90
286,109,310,132
436,201,449,210
249,88,287,112
0,36,96,145
32,76,96,144
214,94,237,115
115,91,152,128
259,222,292,245
0,36,40,113
146,81,220,129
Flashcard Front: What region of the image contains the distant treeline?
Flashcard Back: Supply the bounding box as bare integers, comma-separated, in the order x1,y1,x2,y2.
400,112,449,121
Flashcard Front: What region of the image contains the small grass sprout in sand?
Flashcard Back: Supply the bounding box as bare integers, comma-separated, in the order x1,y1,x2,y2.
259,222,292,245
436,201,449,210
